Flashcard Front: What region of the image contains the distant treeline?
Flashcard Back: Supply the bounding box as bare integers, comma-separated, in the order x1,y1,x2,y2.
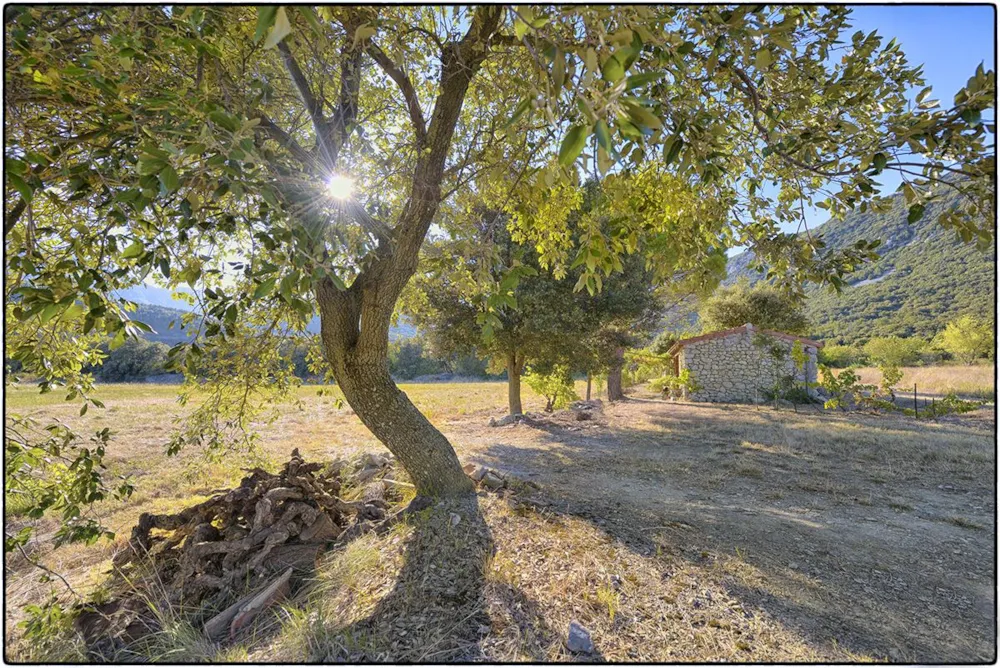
7,337,496,384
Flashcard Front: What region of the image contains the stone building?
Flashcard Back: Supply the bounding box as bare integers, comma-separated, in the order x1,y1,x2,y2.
667,324,823,403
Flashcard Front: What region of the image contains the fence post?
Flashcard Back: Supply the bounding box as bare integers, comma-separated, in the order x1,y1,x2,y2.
913,383,918,419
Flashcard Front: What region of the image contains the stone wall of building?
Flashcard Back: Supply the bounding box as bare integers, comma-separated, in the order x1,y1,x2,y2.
679,327,819,403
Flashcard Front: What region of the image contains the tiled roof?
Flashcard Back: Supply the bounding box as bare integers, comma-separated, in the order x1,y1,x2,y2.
667,324,824,356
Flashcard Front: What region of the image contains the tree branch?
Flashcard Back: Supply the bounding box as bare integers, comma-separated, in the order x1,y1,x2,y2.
367,41,427,145
4,196,27,238
277,41,338,169
254,112,314,167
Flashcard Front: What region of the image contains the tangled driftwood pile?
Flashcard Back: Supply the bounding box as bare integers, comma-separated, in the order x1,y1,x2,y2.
77,450,401,651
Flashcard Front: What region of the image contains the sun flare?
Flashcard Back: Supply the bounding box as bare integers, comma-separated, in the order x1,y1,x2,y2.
326,174,354,200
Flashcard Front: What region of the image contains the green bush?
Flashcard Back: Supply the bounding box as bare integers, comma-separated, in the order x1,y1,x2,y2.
699,280,810,334
818,344,866,368
862,336,926,367
933,315,995,364
649,368,700,398
524,364,579,412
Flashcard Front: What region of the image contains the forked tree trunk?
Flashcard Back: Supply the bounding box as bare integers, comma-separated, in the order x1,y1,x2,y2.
317,283,473,496
607,347,625,401
309,7,502,497
507,352,523,416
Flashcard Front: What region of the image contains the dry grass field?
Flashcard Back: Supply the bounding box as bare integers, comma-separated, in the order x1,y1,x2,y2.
4,380,996,662
852,364,995,400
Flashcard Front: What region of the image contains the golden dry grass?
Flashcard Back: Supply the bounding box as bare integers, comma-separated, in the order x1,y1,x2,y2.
852,364,995,399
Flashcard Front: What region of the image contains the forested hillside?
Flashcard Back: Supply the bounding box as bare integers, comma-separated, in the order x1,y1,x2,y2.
727,187,995,344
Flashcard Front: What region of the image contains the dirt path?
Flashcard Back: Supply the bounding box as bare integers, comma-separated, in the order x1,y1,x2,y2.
453,396,996,662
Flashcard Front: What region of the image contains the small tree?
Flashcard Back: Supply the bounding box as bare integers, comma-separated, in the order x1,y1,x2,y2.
523,364,579,412
700,281,810,334
863,336,925,367
934,315,995,364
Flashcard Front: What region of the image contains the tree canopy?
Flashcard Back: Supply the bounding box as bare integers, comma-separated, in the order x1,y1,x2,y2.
934,315,995,364
699,280,810,334
5,5,995,519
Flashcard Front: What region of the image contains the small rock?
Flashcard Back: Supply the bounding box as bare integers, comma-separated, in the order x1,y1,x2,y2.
482,472,505,490
565,620,594,654
489,414,521,428
788,562,799,570
463,464,488,482
575,410,592,421
450,513,462,526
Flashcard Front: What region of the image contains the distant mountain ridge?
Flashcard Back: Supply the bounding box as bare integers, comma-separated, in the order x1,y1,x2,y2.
726,187,995,344
124,285,416,344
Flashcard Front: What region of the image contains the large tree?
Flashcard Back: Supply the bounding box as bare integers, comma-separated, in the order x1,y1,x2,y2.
6,6,994,510
406,211,591,416
699,280,811,334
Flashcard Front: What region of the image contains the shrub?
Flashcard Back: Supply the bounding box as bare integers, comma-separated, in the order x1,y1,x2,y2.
863,336,925,367
523,364,579,412
819,366,872,411
818,344,866,368
649,368,699,399
934,315,995,364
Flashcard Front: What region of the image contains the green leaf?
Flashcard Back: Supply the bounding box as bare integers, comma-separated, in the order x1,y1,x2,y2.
122,241,145,259
558,124,590,166
39,303,64,324
755,49,773,70
601,55,624,83
623,100,662,130
8,173,33,202
263,8,291,48
597,146,613,174
137,155,167,176
871,152,887,172
907,203,925,224
663,136,684,165
254,6,278,43
295,6,324,37
158,165,179,193
507,98,532,128
625,71,661,90
595,119,612,151
109,328,126,351
209,110,240,133
253,277,277,299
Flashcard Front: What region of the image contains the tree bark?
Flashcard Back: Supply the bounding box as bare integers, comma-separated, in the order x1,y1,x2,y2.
586,373,592,401
317,282,473,496
507,352,523,416
607,347,625,401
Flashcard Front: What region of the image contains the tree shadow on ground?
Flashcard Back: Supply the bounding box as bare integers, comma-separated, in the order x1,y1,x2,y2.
283,494,601,662
469,398,995,663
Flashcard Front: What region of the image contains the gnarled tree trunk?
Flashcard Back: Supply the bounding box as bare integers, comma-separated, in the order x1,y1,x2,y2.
317,281,473,496
607,346,625,401
310,7,503,497
507,352,523,416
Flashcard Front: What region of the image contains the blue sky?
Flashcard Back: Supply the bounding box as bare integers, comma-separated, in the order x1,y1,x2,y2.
786,4,996,237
